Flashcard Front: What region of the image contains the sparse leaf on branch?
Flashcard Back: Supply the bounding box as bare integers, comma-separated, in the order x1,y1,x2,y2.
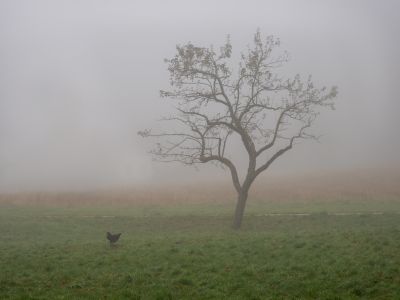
140,31,338,229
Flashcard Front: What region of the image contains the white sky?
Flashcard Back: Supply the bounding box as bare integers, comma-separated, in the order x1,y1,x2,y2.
0,0,399,191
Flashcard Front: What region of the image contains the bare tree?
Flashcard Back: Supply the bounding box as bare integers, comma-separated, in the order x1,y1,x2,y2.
139,31,338,229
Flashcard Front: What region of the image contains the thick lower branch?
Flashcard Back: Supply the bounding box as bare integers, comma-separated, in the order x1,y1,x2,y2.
200,155,241,193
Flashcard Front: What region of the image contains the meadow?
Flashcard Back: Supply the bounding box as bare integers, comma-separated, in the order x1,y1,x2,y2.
1,170,400,299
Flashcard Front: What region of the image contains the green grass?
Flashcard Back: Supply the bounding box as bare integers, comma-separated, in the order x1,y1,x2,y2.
1,200,400,299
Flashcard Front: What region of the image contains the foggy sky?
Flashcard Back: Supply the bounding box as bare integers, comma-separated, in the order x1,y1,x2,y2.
1,0,399,192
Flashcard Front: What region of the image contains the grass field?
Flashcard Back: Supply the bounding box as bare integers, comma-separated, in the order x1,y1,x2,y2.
1,195,400,300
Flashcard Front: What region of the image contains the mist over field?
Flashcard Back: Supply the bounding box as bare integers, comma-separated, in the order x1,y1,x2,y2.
0,0,399,193
2,2,400,299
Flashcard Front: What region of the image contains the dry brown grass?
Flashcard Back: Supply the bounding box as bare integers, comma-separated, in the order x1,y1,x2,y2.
1,168,399,206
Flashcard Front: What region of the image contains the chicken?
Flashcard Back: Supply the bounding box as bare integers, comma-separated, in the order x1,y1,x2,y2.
106,232,122,246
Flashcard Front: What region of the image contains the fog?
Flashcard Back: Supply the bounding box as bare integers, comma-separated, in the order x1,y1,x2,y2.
1,0,399,192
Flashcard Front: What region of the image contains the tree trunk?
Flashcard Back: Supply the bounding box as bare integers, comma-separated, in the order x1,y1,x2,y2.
232,190,248,230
